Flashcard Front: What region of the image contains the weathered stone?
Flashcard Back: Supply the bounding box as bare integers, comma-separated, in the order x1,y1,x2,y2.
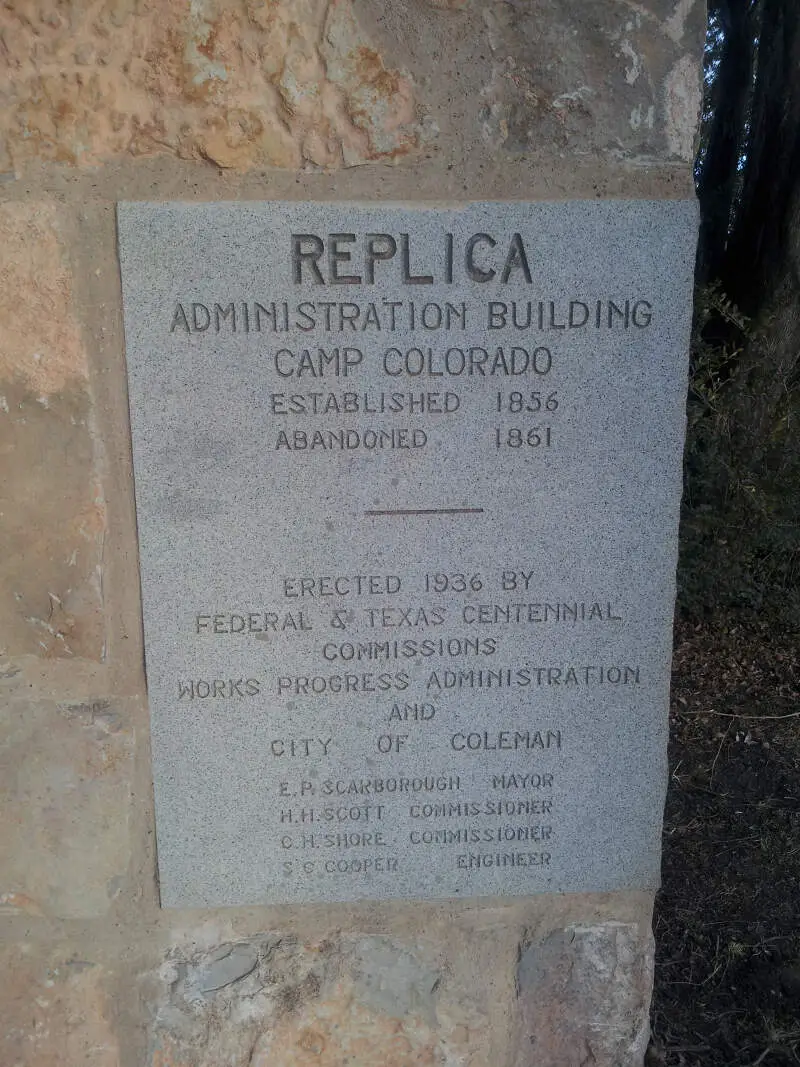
664,53,702,160
478,0,703,161
352,937,440,1025
513,921,655,1067
321,0,418,163
183,942,261,998
248,995,443,1067
0,699,134,919
0,945,120,1067
0,202,105,661
0,0,420,173
0,203,88,392
148,932,481,1067
0,0,704,175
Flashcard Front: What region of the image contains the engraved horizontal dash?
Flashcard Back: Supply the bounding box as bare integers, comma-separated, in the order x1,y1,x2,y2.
365,508,485,517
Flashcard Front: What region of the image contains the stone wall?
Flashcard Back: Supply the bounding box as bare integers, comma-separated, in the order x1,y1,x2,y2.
0,2,703,1064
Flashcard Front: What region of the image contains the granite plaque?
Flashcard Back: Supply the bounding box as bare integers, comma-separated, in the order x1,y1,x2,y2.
118,200,697,907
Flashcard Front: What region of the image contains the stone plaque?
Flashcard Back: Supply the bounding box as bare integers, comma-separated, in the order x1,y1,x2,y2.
118,200,697,907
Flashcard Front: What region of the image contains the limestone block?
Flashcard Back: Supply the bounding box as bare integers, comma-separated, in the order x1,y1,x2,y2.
476,0,703,161
512,921,654,1067
148,932,488,1066
352,0,704,167
0,945,120,1067
0,0,703,174
0,201,105,661
0,0,420,173
0,699,134,919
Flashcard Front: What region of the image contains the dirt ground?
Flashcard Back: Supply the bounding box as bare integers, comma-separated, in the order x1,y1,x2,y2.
648,616,800,1066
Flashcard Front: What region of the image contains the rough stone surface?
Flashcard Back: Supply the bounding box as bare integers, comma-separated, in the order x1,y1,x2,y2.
513,921,654,1066
147,932,488,1067
0,945,120,1067
477,0,703,161
0,0,420,173
0,0,703,175
0,699,134,919
352,937,440,1024
0,201,106,661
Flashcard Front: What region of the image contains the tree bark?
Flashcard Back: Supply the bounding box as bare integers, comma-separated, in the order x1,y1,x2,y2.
696,0,759,288
722,0,800,313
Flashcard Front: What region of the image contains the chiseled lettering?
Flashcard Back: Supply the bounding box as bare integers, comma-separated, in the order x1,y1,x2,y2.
195,611,312,633
170,303,190,332
500,233,532,283
292,234,325,284
214,302,236,332
364,233,397,282
177,678,260,699
283,574,402,598
465,233,496,282
457,851,552,868
451,729,562,751
400,233,434,284
328,233,361,284
271,737,333,757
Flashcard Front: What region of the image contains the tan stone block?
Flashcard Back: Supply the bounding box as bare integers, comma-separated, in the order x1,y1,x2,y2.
0,203,88,393
0,202,105,661
0,0,420,172
147,933,488,1067
249,994,443,1067
0,699,134,919
321,0,419,161
0,945,120,1067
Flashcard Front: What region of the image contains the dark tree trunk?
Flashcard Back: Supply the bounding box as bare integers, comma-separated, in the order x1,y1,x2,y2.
722,0,800,469
696,0,758,288
722,0,800,314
